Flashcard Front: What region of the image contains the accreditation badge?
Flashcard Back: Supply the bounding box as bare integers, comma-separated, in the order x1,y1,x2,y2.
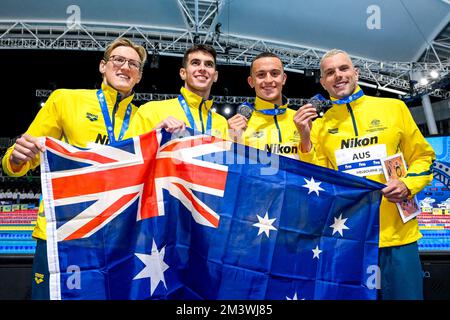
335,144,387,177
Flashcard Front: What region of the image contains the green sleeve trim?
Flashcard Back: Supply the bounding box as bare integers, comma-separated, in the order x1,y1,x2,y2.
405,171,432,177
405,161,434,177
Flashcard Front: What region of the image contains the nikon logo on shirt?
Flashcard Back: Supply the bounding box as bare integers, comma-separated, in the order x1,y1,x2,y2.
95,133,110,145
266,144,298,154
340,136,378,149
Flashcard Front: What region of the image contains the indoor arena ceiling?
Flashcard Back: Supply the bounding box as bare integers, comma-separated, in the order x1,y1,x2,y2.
0,0,449,98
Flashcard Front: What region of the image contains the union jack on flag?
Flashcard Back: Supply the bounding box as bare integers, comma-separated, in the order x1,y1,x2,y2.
42,129,383,300
43,130,229,241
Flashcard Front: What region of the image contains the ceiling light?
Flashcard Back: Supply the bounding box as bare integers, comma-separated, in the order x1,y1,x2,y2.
420,78,429,86
430,70,439,79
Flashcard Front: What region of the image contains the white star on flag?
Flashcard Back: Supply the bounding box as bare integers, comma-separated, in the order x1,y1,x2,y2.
286,292,298,300
253,212,277,238
134,239,169,296
286,292,305,300
302,177,325,196
312,245,322,259
329,214,349,237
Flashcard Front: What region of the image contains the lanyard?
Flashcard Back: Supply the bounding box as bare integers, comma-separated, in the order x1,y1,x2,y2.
242,101,287,116
178,95,212,134
97,89,132,144
313,89,365,105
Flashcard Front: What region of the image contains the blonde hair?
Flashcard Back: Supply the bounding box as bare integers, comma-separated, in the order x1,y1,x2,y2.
319,49,352,76
103,38,148,71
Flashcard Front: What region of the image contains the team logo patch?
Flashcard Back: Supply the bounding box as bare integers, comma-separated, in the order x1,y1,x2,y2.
253,131,264,138
370,119,381,127
328,128,339,134
289,131,301,142
86,112,98,122
367,119,387,133
34,272,44,284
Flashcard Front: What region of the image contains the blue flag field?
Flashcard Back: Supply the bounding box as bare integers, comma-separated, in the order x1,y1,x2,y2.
40,129,383,300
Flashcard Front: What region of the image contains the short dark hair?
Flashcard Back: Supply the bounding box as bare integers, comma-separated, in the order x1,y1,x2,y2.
250,52,284,74
182,44,217,68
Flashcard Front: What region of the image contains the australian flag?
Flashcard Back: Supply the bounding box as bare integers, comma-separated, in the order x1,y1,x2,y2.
41,129,383,300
